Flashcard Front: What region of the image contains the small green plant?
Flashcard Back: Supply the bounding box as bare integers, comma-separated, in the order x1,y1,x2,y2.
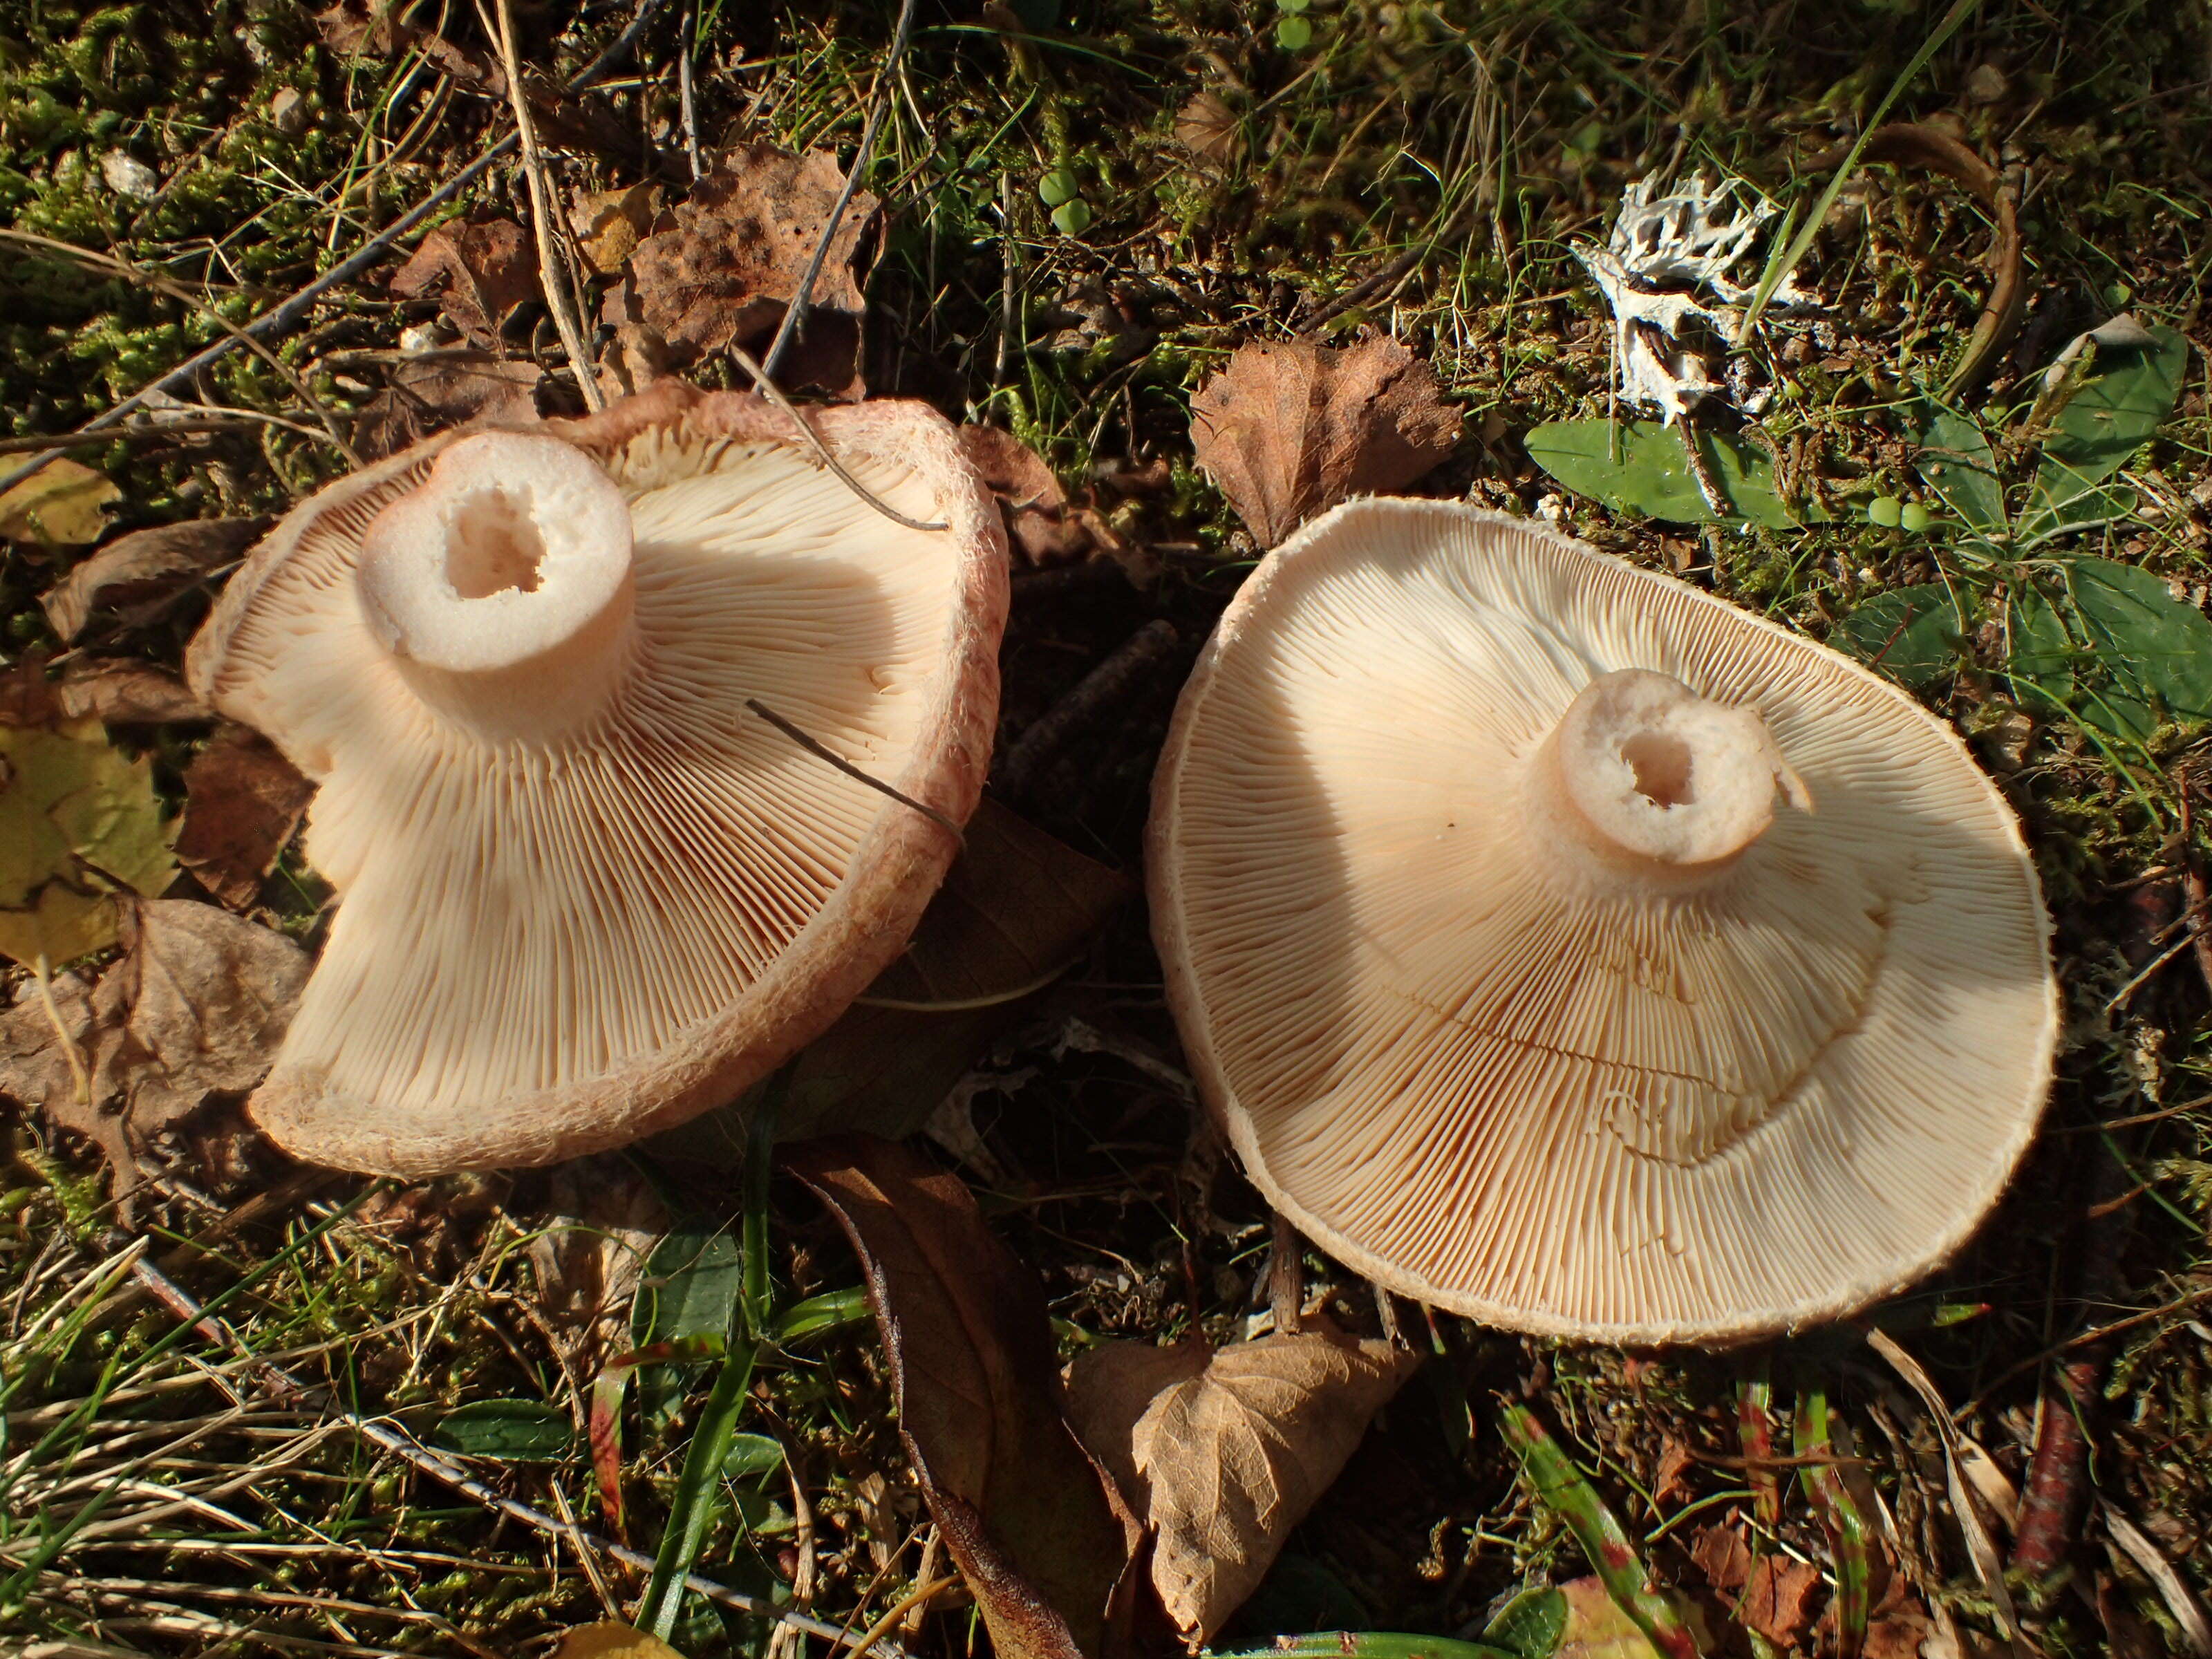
1830,322,2212,744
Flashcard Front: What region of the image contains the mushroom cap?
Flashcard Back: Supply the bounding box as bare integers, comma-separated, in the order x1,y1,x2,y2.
1148,500,2056,1346
188,383,1006,1175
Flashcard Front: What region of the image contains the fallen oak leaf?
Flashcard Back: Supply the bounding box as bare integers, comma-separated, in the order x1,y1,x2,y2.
0,897,308,1190
174,724,315,910
627,144,881,395
1066,1320,1421,1649
390,218,540,347
786,1134,1136,1659
1190,336,1459,548
41,516,269,641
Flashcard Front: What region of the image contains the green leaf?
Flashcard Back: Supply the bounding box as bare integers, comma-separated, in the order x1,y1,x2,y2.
632,1226,748,1348
1828,584,1976,691
2007,557,2212,741
0,717,179,967
433,1399,575,1461
1485,1586,1571,1658
2021,323,2187,540
721,1432,785,1483
1524,420,1826,529
1913,407,2005,535
2003,579,2075,713
771,1286,871,1344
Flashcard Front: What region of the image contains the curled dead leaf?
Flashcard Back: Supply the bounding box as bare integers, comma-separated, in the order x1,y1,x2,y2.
390,218,540,347
41,516,268,642
352,352,546,460
1190,336,1460,548
0,897,308,1190
52,660,210,725
787,1136,1136,1659
959,426,1099,564
174,724,315,910
1174,92,1244,170
627,144,881,395
526,1154,668,1374
1067,1320,1422,1647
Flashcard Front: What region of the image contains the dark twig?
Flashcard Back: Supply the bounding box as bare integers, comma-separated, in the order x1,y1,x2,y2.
746,698,964,843
0,0,670,499
2012,1142,2135,1580
996,619,1179,801
757,0,921,382
127,1257,901,1652
1267,1212,1304,1336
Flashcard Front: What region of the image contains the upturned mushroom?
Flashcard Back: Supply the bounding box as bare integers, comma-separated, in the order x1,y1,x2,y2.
1149,499,2056,1346
188,383,1006,1176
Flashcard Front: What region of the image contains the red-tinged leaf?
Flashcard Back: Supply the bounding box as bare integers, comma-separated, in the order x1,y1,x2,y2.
1498,1403,1701,1659
1792,1393,1870,1659
588,1333,729,1542
1735,1365,1781,1527
786,1135,1137,1659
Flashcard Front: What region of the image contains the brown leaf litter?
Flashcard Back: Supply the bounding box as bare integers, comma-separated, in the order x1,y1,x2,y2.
1065,1318,1422,1647
40,516,268,642
0,897,309,1190
787,1134,1136,1659
959,426,1103,564
388,217,541,347
525,1154,668,1378
48,659,209,724
353,352,547,459
621,144,881,396
1189,335,1461,547
174,724,316,911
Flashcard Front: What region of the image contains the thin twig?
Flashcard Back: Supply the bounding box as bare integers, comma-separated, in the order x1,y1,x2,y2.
726,339,947,531
843,1576,957,1659
30,954,91,1110
0,0,668,500
486,0,606,413
746,699,964,843
678,2,704,181
758,0,921,382
126,1257,908,1656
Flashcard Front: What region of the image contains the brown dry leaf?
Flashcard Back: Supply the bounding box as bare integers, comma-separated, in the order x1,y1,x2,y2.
571,182,664,274
0,459,121,547
1189,336,1461,547
628,144,880,395
787,1136,1136,1659
1065,1319,1421,1647
1174,92,1244,169
1738,1557,1825,1649
547,1623,686,1659
353,353,546,460
41,516,268,641
174,725,315,910
1553,1577,1676,1659
53,660,210,724
0,897,308,1188
390,218,540,346
526,1154,668,1374
1688,1524,1752,1595
959,426,1097,564
1653,1435,1697,1508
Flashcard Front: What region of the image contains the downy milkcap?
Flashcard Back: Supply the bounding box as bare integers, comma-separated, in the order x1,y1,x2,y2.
188,384,1006,1176
1149,500,2057,1346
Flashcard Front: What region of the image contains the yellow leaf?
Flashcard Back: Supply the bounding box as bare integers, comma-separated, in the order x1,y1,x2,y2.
547,1622,688,1659
0,717,178,966
0,459,121,547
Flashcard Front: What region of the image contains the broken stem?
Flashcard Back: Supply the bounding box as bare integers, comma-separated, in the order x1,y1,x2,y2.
30,953,91,1109
725,341,948,532
759,0,922,382
746,698,964,843
487,0,606,413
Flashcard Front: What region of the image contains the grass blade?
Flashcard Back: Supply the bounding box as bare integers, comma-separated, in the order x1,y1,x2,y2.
1498,1402,1700,1659
1790,1391,1869,1659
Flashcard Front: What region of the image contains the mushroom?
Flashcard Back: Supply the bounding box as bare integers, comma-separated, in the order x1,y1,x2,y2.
188,383,1006,1175
1148,500,2056,1345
